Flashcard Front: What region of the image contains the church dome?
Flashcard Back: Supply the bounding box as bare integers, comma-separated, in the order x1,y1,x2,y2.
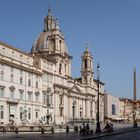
31,7,68,55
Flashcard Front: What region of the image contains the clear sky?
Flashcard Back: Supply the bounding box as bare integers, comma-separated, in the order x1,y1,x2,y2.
0,0,140,99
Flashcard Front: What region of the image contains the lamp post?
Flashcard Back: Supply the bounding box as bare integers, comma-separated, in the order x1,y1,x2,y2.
96,63,101,133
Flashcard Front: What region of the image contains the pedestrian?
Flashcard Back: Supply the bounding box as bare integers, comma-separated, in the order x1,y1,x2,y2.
79,125,82,135
86,123,90,135
103,121,110,132
66,125,69,134
82,123,86,135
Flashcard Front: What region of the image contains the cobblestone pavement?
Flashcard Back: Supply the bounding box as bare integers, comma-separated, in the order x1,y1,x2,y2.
83,129,140,140
0,124,139,140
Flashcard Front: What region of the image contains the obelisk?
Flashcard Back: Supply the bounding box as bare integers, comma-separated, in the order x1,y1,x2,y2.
134,68,136,101
133,67,137,127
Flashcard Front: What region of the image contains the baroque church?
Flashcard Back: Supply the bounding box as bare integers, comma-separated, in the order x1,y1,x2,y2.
0,7,105,126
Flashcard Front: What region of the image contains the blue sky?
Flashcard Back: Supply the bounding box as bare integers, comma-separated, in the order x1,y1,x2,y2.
0,0,140,99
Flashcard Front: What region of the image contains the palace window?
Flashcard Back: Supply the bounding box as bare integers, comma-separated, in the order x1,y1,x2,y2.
46,94,50,106
43,93,46,103
28,92,32,101
28,79,31,87
20,77,23,84
36,81,38,88
28,73,31,77
0,87,4,97
20,70,22,75
43,89,52,106
10,74,14,82
35,111,38,118
28,108,31,120
11,67,14,73
10,90,14,99
0,71,4,80
0,105,4,119
112,104,116,115
35,92,39,102
20,107,23,120
19,91,24,100
0,64,4,70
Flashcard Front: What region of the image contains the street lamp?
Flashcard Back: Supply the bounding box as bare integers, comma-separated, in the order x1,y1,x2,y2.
96,63,101,133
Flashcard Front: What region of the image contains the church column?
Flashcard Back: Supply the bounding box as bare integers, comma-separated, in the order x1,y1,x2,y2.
67,95,70,121
55,38,58,51
87,100,90,118
77,98,80,118
63,93,68,123
54,91,58,124
85,99,87,118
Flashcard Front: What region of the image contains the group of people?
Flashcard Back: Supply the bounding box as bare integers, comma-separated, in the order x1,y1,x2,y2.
103,121,113,132
66,121,113,135
66,123,92,135
79,123,92,135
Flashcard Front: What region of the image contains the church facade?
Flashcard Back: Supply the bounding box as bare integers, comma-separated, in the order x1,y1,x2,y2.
0,8,105,126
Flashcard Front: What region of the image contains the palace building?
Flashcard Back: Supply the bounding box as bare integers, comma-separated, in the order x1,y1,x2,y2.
0,7,105,126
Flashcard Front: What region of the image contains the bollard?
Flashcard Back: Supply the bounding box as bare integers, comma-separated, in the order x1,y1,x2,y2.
3,126,6,133
66,126,69,133
15,127,19,134
41,127,44,134
51,127,54,134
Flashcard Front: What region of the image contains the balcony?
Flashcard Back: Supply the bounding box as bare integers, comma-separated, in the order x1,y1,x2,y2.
42,103,53,108
6,98,19,104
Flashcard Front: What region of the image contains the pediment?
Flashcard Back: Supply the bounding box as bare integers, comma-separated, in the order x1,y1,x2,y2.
68,84,83,94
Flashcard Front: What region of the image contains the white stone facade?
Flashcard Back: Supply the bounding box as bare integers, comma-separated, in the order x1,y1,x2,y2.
104,93,120,122
0,8,105,126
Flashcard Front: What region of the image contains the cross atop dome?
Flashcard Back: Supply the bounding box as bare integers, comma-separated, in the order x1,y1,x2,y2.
48,5,52,17
85,43,89,52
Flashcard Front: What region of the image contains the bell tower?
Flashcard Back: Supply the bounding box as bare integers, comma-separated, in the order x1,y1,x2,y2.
81,45,94,85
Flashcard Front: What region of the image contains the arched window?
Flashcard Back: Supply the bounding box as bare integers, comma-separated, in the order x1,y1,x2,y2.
20,76,23,84
59,40,62,52
59,96,63,105
85,59,87,69
46,88,52,106
65,64,67,75
0,71,4,80
59,64,62,74
28,79,31,87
